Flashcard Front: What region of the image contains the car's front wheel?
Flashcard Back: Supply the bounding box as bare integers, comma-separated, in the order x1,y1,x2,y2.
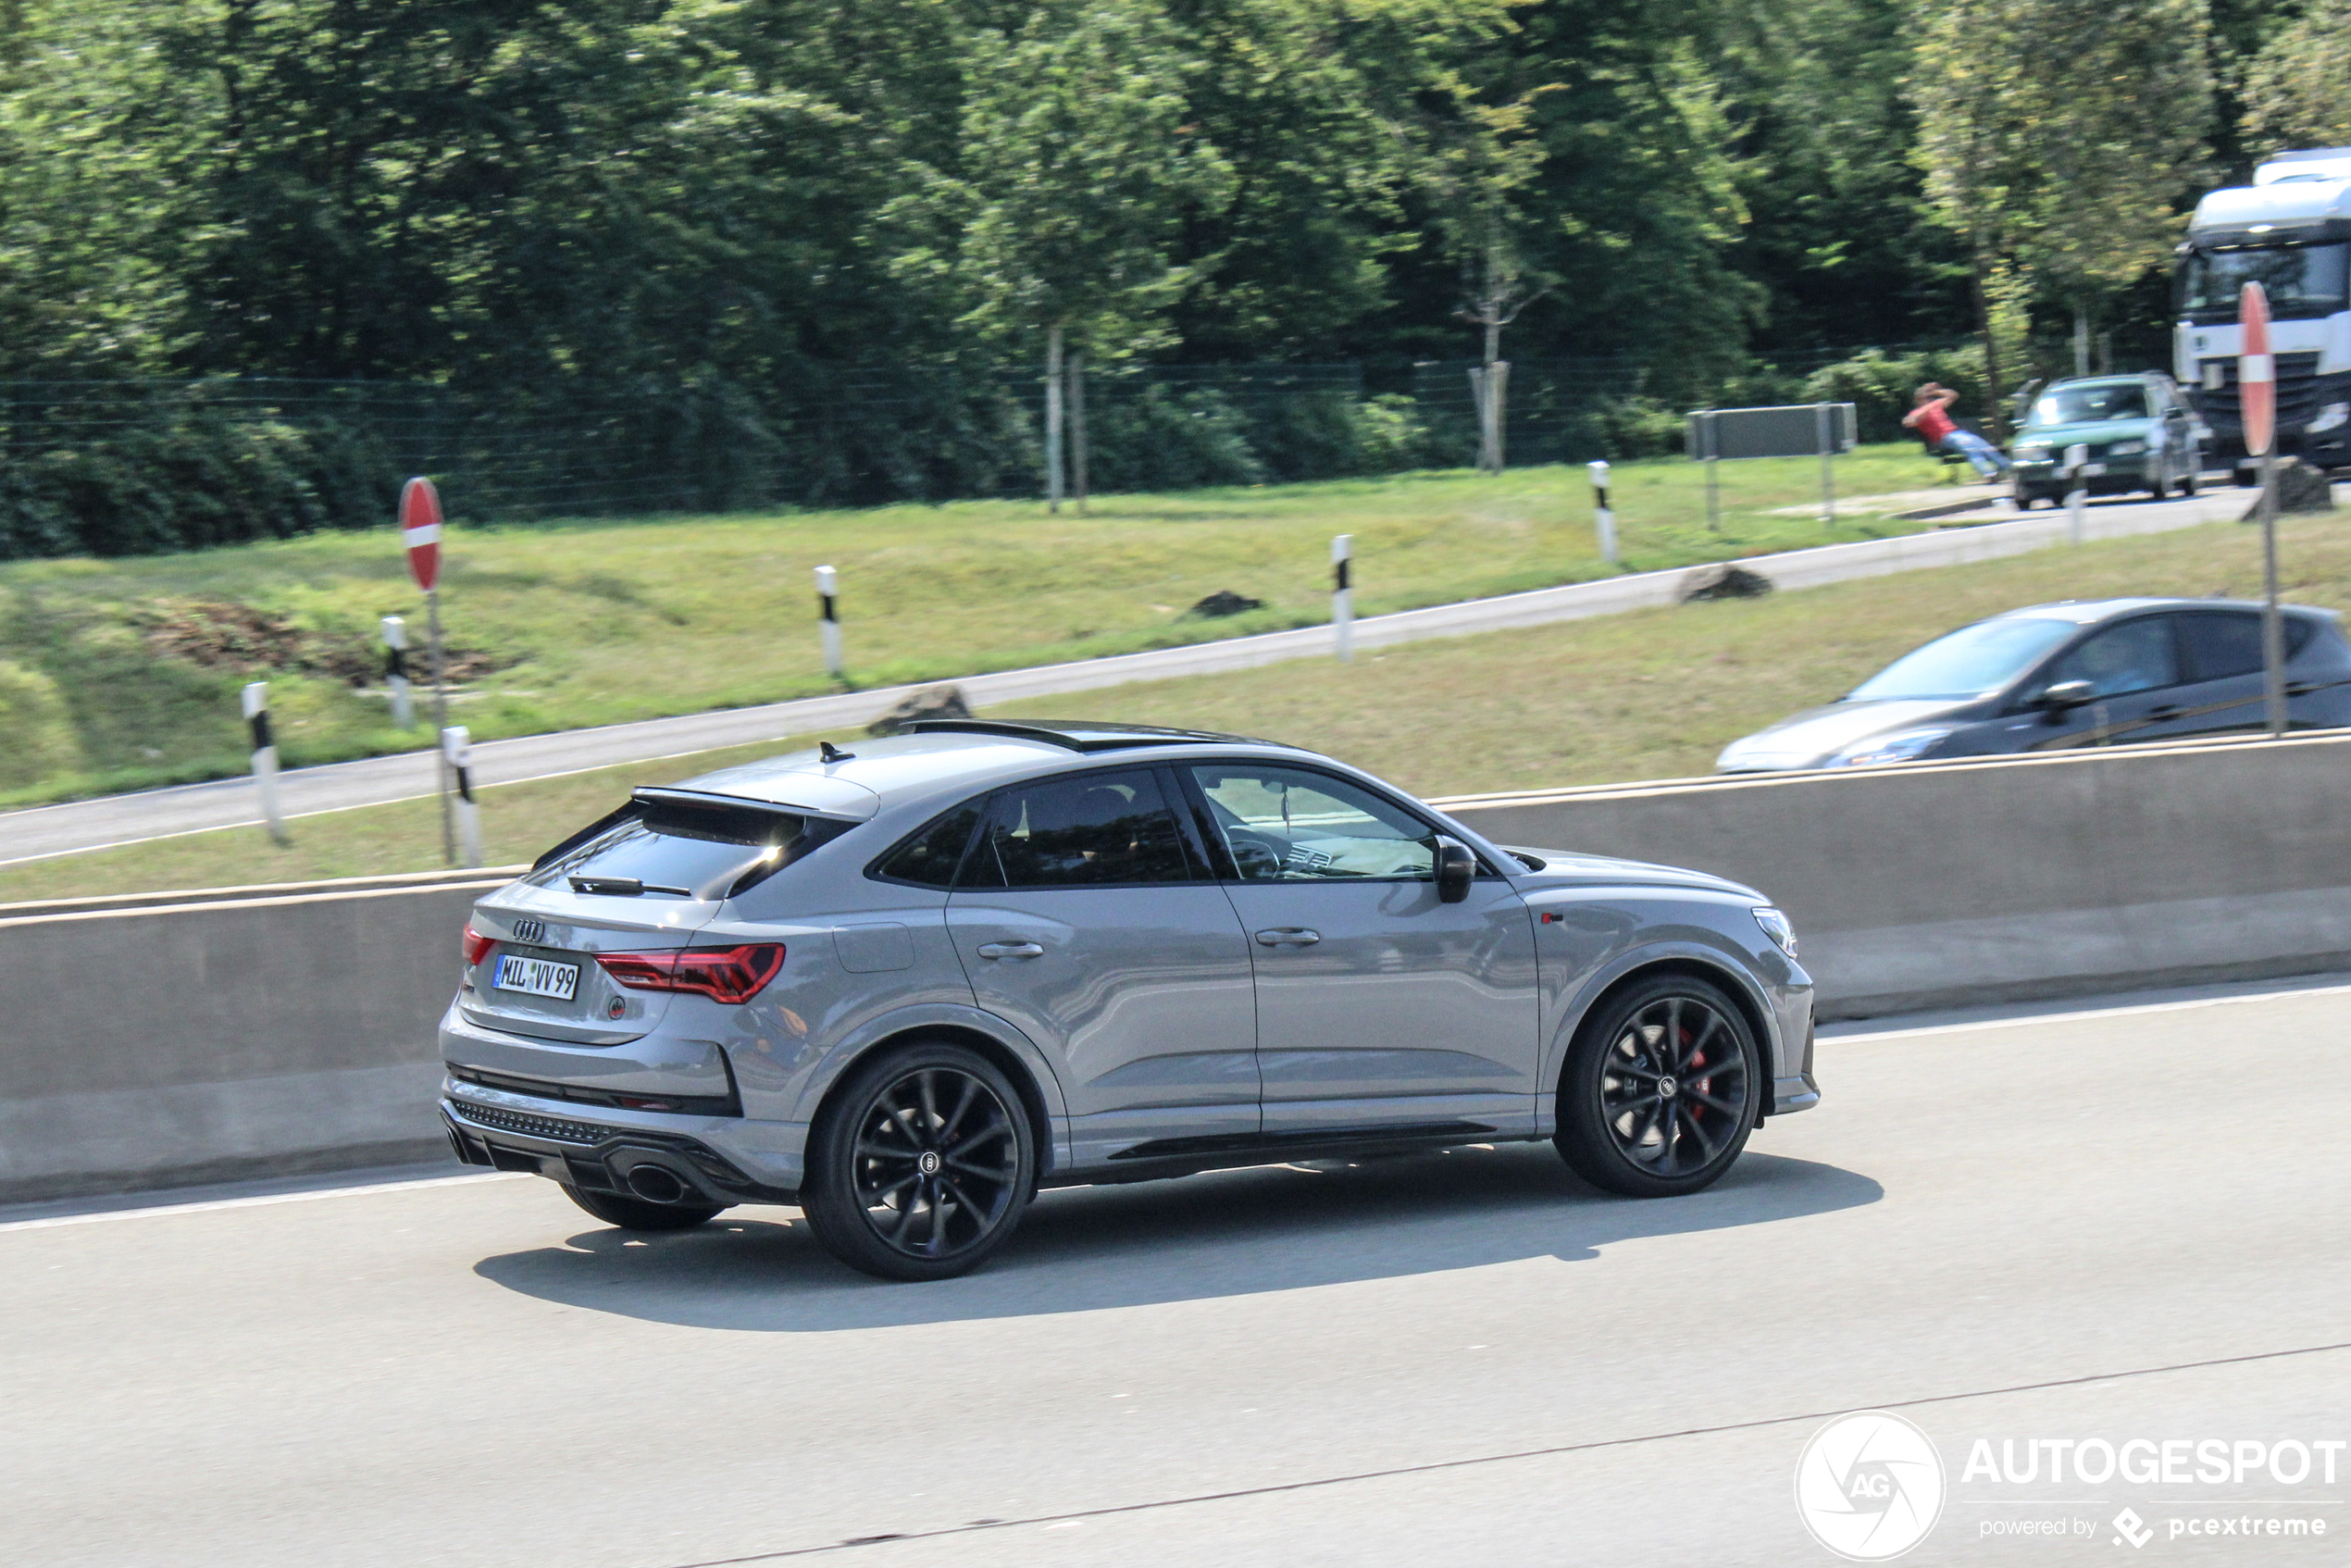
1556,975,1760,1198
801,1039,1037,1281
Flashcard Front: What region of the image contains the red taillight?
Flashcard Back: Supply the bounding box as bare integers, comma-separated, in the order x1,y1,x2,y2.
462,924,496,967
593,943,785,1005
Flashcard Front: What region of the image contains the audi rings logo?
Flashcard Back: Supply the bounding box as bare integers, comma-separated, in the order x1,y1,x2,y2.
1796,1411,1947,1561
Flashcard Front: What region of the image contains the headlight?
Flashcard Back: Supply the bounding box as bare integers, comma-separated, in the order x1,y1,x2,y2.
1826,727,1953,767
1751,907,1797,958
2108,441,2147,456
2310,403,2350,433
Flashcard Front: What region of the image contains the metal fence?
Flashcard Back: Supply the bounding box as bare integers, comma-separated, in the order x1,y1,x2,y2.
0,342,1979,556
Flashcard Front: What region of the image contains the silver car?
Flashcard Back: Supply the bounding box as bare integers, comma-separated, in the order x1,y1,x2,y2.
441,721,1819,1280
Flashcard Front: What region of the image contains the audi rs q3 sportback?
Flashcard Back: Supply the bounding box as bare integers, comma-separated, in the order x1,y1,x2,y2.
440,721,1818,1280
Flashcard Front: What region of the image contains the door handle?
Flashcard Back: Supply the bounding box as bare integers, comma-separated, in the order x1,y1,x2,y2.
976,941,1044,960
1254,927,1321,946
2147,705,2183,720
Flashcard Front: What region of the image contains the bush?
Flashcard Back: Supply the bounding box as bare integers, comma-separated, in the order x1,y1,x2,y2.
1802,346,1991,444
0,393,401,560
1082,383,1267,492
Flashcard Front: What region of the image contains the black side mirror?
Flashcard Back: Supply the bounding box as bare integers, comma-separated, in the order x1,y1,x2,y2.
1435,837,1475,903
2040,678,2096,722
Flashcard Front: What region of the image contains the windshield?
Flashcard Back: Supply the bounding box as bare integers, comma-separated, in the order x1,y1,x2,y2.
1847,618,2079,702
2178,242,2351,324
2026,383,2149,427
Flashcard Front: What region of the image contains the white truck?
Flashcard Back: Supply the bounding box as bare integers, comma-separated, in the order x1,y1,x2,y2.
2177,146,2351,479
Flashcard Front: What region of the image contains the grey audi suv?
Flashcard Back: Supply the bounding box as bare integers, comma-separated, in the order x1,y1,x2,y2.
442,720,1817,1280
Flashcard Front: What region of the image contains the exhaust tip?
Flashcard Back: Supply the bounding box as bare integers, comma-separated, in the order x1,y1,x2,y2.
624,1164,692,1204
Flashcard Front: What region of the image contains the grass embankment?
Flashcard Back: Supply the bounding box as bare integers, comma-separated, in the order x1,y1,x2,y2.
0,446,1959,808
5,508,2338,906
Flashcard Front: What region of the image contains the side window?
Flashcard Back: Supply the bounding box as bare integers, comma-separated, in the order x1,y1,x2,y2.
1187,765,1437,881
2045,617,2181,698
870,803,982,888
2177,613,2266,682
963,769,1192,889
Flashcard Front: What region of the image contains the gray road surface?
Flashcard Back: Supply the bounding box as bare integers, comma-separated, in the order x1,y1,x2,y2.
0,489,2244,868
5,976,2345,1565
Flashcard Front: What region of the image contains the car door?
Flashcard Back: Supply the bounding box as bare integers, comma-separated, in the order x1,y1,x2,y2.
946,765,1260,1165
2135,609,2307,740
1180,762,1539,1139
2016,614,2191,751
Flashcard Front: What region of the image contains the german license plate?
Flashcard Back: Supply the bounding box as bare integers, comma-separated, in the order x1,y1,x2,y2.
2082,462,2106,477
494,954,579,1001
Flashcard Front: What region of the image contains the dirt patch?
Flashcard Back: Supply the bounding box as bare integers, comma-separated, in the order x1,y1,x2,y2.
140,600,500,685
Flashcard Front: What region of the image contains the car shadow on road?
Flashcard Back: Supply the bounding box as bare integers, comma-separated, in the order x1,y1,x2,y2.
472,1145,1880,1332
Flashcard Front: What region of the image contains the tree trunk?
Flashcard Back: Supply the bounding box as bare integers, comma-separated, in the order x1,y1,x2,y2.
1044,321,1064,513
1970,251,2009,442
1068,348,1088,516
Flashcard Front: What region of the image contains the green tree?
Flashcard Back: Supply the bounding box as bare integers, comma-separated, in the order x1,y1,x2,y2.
929,0,1233,509
2243,0,2351,153
1911,0,2210,432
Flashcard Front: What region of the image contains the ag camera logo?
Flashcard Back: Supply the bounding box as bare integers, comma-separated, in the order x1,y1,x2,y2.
1796,1411,1947,1560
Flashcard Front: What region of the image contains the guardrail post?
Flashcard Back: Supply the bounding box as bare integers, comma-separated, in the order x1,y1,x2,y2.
1331,534,1353,662
815,564,843,678
442,726,483,868
1587,460,1617,564
2064,443,2088,545
242,681,290,847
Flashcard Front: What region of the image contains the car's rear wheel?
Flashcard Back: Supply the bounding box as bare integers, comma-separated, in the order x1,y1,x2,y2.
1556,975,1760,1198
802,1039,1036,1281
562,1183,726,1231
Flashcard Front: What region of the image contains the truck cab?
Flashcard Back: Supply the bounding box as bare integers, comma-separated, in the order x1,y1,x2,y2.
2175,146,2351,479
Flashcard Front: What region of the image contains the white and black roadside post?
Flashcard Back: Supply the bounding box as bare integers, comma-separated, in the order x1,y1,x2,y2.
398,476,454,865
379,615,414,730
1331,534,1354,663
2063,443,2089,546
442,725,483,868
242,680,290,847
1587,459,1618,564
815,565,843,679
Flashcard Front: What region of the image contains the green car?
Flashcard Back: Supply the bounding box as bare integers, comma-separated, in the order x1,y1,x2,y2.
2009,373,2204,507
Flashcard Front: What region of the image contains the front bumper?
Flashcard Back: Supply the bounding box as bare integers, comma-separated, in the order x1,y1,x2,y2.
442,1085,802,1206
2011,456,2160,495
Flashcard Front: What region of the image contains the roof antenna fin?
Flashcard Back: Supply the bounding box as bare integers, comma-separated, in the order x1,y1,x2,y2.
819,740,854,764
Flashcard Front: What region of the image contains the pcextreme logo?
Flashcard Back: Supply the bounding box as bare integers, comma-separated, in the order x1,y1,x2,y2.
1796,1411,1948,1561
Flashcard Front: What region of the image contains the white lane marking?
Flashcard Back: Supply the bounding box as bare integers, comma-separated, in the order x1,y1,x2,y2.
1827,980,2351,1044
0,1172,525,1233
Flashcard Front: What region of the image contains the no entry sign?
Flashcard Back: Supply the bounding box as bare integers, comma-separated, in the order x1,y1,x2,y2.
2240,283,2275,458
400,477,443,592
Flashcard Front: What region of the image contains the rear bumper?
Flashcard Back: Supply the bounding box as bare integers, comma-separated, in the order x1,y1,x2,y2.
442,1080,805,1204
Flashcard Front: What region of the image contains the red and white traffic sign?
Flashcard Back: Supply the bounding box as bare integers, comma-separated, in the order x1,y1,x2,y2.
2240,282,2275,458
400,476,443,592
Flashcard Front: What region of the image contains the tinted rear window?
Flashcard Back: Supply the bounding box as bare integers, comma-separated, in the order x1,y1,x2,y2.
528,796,835,899
2178,612,2315,681
960,769,1193,889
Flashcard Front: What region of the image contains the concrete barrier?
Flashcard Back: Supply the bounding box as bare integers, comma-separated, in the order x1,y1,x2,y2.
6,734,2348,1202
1439,732,2351,1019
0,868,519,1202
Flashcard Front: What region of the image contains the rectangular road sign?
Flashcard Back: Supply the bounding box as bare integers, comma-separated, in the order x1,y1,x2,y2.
1686,403,1858,461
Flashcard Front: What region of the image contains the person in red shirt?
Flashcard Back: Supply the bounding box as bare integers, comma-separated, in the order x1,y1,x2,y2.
1901,382,2011,479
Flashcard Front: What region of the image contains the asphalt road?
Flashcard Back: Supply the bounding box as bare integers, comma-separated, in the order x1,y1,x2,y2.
6,976,2345,1566
0,487,2244,869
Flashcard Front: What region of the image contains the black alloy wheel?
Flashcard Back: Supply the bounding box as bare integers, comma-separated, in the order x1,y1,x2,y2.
1557,975,1759,1198
802,1040,1036,1281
